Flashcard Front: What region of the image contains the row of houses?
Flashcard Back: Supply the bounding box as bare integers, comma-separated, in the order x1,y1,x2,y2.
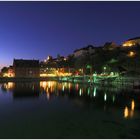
1,57,71,78
73,37,140,58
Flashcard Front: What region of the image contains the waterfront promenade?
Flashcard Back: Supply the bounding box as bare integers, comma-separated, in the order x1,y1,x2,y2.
0,76,140,89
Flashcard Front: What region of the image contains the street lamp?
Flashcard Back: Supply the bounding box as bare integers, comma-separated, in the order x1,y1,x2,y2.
86,64,93,84
103,66,106,74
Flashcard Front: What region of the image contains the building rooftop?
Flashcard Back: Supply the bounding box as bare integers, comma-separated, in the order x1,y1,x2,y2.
13,59,39,67
74,45,95,53
127,37,140,41
104,42,116,46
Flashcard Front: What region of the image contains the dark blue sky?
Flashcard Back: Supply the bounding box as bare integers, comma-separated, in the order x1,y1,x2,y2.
0,1,140,68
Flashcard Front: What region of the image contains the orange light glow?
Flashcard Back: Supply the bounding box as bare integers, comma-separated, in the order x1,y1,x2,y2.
130,110,134,118
42,81,47,89
131,100,135,111
122,41,135,47
68,83,71,88
40,73,56,77
124,106,129,118
128,51,136,57
123,43,133,47
40,81,56,93
8,82,14,89
3,72,14,77
3,82,14,90
40,72,72,77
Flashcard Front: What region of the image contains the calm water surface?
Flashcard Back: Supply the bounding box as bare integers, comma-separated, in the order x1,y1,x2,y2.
0,81,140,138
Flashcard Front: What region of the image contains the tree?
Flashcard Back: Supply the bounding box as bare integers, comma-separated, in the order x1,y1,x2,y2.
1,67,8,73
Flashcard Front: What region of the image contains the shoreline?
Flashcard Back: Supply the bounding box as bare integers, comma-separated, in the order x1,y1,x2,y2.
0,76,140,86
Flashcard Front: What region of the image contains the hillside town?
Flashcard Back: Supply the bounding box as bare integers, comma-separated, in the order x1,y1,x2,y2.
1,37,140,82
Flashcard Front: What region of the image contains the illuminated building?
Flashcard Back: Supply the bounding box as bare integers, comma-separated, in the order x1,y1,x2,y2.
40,55,72,77
13,59,39,78
7,67,14,77
47,56,53,61
122,37,140,47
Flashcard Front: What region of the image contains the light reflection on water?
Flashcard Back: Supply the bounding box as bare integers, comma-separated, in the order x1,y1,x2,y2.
0,81,140,138
124,100,135,119
0,81,139,112
131,99,135,111
124,106,129,118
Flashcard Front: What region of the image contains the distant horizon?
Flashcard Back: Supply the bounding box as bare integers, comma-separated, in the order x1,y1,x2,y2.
1,1,140,69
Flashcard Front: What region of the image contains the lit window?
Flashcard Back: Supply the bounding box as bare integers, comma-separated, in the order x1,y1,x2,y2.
122,42,134,47
128,51,136,57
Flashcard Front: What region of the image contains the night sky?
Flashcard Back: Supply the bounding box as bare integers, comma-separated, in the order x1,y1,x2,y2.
0,1,140,68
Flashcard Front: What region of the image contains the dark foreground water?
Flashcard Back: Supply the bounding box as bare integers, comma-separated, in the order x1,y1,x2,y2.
0,81,140,138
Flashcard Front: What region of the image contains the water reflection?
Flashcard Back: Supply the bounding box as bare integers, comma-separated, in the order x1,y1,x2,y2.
8,82,14,90
62,85,65,91
0,81,139,119
79,88,82,96
40,81,72,94
112,95,115,103
93,87,96,97
75,83,79,91
124,106,129,118
13,82,39,98
124,100,135,119
1,82,15,92
88,87,90,95
131,100,135,111
104,93,107,101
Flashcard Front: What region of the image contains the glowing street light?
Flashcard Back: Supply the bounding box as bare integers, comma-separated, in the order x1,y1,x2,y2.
104,66,106,70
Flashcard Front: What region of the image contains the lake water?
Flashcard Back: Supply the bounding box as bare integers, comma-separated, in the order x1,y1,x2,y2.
0,81,140,138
